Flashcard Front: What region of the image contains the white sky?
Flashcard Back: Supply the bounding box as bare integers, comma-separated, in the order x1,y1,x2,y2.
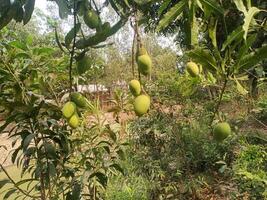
35,0,48,12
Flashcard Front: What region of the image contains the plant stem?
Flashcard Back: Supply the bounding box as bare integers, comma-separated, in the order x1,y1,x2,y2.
210,77,228,127
131,28,136,77
69,1,78,95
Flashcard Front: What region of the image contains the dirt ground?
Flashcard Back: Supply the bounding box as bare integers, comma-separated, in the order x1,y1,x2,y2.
0,132,16,167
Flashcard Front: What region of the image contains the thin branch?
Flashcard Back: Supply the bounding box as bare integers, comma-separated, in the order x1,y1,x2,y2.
69,2,78,95
210,77,228,127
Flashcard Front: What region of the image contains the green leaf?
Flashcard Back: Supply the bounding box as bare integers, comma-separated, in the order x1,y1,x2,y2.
32,47,54,55
0,4,17,30
186,48,218,72
55,0,69,19
158,0,172,16
15,178,36,187
110,163,124,175
238,45,267,71
14,52,31,59
72,182,81,200
44,143,57,159
236,34,257,62
55,27,66,53
65,23,81,48
23,0,35,24
89,172,108,188
208,17,217,48
0,179,10,190
233,0,247,14
23,133,35,151
200,0,224,15
9,40,28,51
242,7,260,40
11,147,21,163
234,78,248,95
189,1,198,46
221,27,244,51
156,0,186,31
3,188,16,199
48,162,57,177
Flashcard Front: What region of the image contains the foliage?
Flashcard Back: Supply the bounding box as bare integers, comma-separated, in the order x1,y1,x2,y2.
127,109,238,199
233,144,267,199
106,174,149,200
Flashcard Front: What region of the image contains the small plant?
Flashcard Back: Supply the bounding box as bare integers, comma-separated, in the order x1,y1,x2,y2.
105,174,149,200
233,144,267,199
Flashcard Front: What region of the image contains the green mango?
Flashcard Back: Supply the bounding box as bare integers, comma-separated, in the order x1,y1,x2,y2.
186,61,199,77
62,101,76,119
213,122,231,142
77,55,91,75
68,113,79,129
133,95,150,116
70,92,88,108
137,54,152,76
83,9,100,29
129,79,141,96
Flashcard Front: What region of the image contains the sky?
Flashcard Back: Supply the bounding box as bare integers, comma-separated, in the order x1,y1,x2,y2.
35,0,48,12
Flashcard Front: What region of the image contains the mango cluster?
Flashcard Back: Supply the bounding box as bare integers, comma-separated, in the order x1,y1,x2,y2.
129,79,150,116
61,92,88,129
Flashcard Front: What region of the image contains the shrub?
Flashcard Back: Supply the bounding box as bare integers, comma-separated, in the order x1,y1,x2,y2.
233,144,267,199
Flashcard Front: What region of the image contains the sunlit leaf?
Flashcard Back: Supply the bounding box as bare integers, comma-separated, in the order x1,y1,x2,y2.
157,0,186,32
242,7,260,40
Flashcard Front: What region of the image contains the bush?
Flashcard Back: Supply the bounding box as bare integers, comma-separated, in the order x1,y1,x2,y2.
233,144,267,199
105,174,149,200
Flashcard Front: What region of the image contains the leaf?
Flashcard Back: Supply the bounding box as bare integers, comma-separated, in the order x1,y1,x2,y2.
9,40,28,51
32,47,54,55
12,147,21,163
158,0,172,16
242,7,260,40
186,48,218,72
0,179,10,190
23,0,35,24
23,133,35,151
89,172,107,188
233,0,247,14
110,163,124,175
15,179,36,187
72,182,81,200
14,52,31,59
55,27,66,52
65,23,81,48
3,188,16,199
236,34,257,61
200,0,224,15
44,143,57,159
238,45,267,71
156,0,186,31
208,17,217,48
48,162,57,177
55,0,69,19
189,1,198,46
234,78,248,95
222,27,244,51
0,4,16,30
